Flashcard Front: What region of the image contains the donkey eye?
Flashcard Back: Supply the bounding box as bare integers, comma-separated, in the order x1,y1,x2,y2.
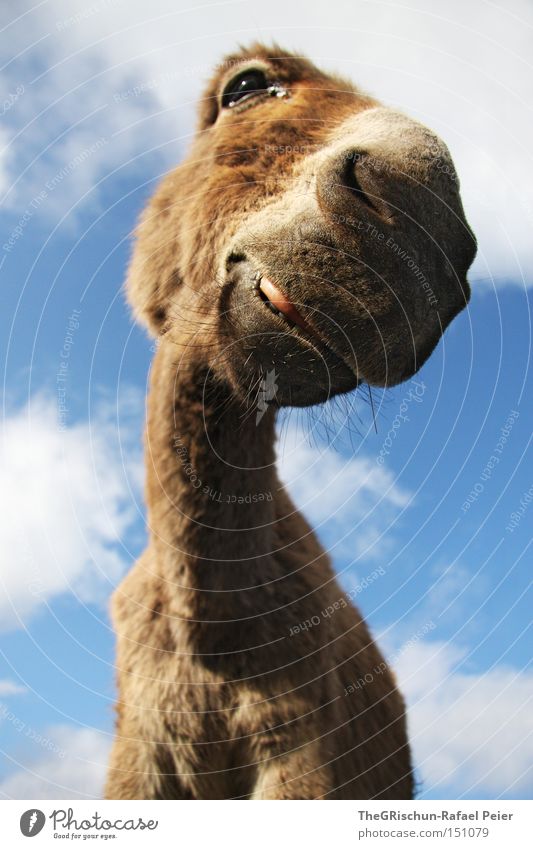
221,69,269,108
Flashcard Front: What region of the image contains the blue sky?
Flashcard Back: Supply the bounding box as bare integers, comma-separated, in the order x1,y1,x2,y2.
0,0,531,800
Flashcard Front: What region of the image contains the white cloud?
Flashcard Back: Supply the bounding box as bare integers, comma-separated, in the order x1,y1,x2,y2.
1,0,532,284
277,420,411,564
0,725,110,800
393,638,533,796
0,680,27,696
0,394,143,631
0,127,11,196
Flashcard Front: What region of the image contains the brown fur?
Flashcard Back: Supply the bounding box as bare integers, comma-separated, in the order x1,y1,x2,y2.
105,44,476,799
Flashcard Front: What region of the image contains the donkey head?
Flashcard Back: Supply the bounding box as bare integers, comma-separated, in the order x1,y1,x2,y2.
128,44,476,406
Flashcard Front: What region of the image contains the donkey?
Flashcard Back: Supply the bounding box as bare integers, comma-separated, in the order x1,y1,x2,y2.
105,44,476,799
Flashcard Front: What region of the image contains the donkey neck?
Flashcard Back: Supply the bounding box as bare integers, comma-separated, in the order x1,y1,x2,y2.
144,339,279,597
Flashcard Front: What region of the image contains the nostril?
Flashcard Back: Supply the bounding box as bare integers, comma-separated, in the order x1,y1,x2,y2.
316,148,394,226
341,152,379,214
342,151,388,217
226,250,247,271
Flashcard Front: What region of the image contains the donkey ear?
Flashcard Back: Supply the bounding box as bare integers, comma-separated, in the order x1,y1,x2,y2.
126,175,184,336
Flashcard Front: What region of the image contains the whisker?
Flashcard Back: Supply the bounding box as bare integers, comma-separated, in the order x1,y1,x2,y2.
368,384,378,434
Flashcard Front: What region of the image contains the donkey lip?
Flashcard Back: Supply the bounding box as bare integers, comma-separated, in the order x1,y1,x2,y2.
256,276,359,383
258,277,312,334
